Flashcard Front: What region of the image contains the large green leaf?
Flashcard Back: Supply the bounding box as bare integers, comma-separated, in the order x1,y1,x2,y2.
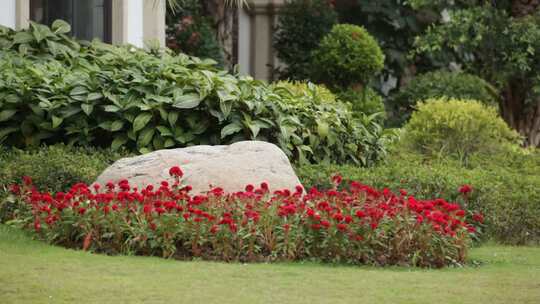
173,94,201,109
221,122,243,138
51,115,63,128
110,120,124,132
51,19,71,34
30,22,52,43
132,112,153,132
138,127,155,147
81,104,93,116
0,109,17,122
111,135,128,151
13,32,33,44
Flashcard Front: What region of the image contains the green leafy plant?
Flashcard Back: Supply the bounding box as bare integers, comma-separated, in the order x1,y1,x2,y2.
296,149,540,245
403,98,521,159
390,70,499,125
273,0,337,80
0,21,393,165
312,24,385,88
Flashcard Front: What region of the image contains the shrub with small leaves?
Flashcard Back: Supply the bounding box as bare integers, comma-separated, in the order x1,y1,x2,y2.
403,98,520,159
312,24,385,88
390,70,499,125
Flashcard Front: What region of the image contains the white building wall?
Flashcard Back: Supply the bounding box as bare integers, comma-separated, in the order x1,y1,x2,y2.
238,8,251,76
0,0,16,29
126,0,144,47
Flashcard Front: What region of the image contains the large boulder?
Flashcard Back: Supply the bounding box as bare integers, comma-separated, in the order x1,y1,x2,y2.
95,141,302,193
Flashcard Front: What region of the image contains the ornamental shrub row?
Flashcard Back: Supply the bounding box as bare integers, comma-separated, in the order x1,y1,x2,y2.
296,150,540,245
4,166,482,267
0,21,393,165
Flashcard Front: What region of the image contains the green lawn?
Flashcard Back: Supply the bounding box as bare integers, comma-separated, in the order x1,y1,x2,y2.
0,225,539,304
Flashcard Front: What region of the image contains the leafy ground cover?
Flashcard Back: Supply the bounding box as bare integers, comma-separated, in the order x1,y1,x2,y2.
0,225,539,304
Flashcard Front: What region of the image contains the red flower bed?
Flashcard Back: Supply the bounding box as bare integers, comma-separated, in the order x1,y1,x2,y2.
6,166,483,267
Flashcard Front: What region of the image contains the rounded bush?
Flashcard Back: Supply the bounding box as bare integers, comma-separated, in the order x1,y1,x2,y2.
391,70,499,125
312,24,384,87
403,98,520,158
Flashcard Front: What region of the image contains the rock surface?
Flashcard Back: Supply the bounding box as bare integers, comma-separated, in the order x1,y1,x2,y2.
95,141,302,193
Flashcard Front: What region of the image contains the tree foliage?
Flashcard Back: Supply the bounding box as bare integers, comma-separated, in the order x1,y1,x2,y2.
411,2,540,146
274,0,338,80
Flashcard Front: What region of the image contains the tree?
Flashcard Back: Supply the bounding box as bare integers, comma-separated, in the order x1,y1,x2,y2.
411,1,540,146
166,0,246,67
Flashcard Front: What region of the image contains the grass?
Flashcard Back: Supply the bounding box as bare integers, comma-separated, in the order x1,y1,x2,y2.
0,225,539,304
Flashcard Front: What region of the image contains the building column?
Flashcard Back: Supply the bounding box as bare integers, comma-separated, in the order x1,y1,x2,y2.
112,0,143,47
238,0,285,82
16,0,30,29
143,0,166,48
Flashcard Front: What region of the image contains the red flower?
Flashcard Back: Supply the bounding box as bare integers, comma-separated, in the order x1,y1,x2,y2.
78,207,87,215
472,213,484,223
459,184,472,195
169,166,183,178
245,184,255,192
355,210,366,218
22,176,32,186
34,219,41,232
455,210,466,217
283,224,291,231
331,174,342,185
467,225,476,233
9,184,20,194
337,223,348,231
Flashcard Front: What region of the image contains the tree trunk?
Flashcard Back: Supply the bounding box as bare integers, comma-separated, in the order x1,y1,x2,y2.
501,83,540,147
202,1,236,68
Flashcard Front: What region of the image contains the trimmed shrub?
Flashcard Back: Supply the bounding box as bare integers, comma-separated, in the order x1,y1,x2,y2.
274,0,337,80
6,166,478,267
312,24,385,87
0,145,126,193
0,145,127,222
296,151,540,245
337,87,386,118
403,98,520,159
0,22,392,165
391,70,499,125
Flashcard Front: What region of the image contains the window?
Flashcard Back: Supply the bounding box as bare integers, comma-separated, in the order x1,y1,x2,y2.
30,0,112,43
